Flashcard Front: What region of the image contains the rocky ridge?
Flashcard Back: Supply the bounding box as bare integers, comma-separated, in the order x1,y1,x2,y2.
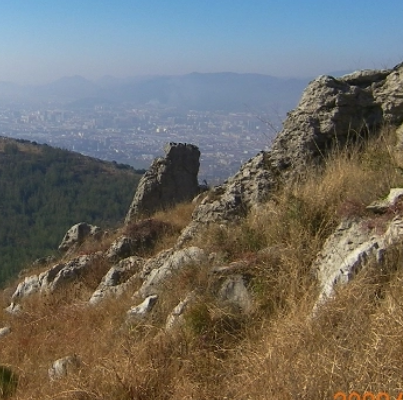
6,61,403,318
3,61,403,388
177,63,403,244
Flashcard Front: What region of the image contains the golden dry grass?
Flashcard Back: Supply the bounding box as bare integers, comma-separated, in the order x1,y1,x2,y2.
2,126,403,399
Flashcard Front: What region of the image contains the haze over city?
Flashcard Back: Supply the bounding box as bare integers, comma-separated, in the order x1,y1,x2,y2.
1,1,402,183
0,0,402,84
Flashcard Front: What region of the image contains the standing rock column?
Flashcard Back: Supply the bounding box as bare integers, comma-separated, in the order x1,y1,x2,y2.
125,143,200,223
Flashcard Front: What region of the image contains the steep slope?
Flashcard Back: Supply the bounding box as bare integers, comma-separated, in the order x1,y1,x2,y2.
2,62,403,399
0,137,143,285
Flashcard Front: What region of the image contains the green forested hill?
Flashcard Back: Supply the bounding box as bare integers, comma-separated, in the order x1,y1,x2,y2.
0,137,143,285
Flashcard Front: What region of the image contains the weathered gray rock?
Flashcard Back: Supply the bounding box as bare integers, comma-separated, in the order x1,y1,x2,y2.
366,187,403,213
106,219,174,261
12,275,42,300
313,189,403,312
125,143,200,222
218,275,253,313
268,74,383,178
0,327,11,338
313,219,382,310
165,292,196,331
89,256,144,305
126,295,158,320
177,63,403,246
373,62,403,124
49,255,100,292
59,222,101,253
176,152,275,246
5,302,22,315
11,255,101,301
105,236,135,262
48,355,81,380
136,247,209,298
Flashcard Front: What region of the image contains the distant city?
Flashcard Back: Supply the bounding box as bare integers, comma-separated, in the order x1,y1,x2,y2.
0,103,280,183
0,72,310,183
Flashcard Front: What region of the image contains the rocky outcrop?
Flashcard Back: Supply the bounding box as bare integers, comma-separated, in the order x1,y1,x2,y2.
165,292,196,331
136,247,209,298
125,143,200,222
11,255,101,301
218,275,253,313
58,222,101,253
313,188,403,312
106,219,175,262
366,188,403,213
126,295,158,320
177,62,403,246
89,256,144,305
372,64,403,124
105,236,136,262
5,302,22,315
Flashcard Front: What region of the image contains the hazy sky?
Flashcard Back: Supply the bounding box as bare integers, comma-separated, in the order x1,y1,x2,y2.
0,0,402,84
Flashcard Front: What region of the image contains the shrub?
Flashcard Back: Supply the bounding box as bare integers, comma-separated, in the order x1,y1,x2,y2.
0,366,18,398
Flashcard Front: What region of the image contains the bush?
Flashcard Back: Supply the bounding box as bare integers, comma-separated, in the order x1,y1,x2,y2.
0,366,18,398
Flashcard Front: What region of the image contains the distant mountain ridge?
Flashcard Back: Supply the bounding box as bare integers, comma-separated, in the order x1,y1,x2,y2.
0,72,312,111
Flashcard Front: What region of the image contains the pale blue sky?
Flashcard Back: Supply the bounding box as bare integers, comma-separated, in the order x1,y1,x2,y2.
0,0,402,83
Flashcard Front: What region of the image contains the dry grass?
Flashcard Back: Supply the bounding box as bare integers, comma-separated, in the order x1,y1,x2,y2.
2,126,403,399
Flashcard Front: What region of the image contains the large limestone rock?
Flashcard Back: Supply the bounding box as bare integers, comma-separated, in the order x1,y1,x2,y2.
135,246,209,298
126,295,158,320
313,188,403,312
11,255,101,301
105,236,136,262
89,256,144,305
218,275,253,313
373,62,403,124
165,292,196,331
58,222,101,253
177,62,403,246
125,143,200,222
106,219,175,262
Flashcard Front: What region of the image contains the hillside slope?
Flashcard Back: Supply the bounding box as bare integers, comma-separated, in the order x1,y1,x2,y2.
0,137,143,285
1,62,403,399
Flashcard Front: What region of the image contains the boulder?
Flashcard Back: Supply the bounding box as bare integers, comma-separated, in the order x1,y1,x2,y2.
126,295,158,320
125,143,200,222
5,302,22,315
48,355,81,380
313,218,382,311
106,219,174,261
218,275,254,313
373,62,403,124
165,292,196,331
313,188,403,312
0,327,11,338
89,256,144,305
105,236,136,262
366,188,403,213
59,222,101,253
136,247,209,298
49,255,100,292
11,254,101,301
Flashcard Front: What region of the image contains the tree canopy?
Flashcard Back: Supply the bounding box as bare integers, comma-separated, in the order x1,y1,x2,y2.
0,137,143,285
